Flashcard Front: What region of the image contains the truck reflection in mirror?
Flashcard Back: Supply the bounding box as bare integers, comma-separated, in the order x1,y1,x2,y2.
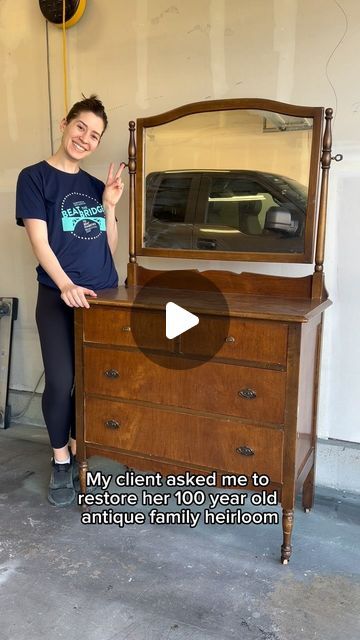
144,170,307,254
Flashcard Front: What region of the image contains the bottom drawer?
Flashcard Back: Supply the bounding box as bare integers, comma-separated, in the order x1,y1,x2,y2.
84,397,283,483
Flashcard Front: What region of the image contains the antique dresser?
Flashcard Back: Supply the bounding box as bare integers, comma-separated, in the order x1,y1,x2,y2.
75,99,338,563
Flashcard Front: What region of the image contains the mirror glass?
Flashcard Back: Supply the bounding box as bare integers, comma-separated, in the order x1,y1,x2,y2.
141,109,314,256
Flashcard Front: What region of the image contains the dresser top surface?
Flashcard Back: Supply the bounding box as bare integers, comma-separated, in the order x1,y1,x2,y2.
87,286,331,323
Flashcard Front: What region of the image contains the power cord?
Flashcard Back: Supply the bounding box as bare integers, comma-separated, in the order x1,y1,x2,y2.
62,0,69,113
325,1,349,124
12,370,45,420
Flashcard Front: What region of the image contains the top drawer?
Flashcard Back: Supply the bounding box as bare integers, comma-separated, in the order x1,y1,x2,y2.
180,316,288,367
83,306,174,352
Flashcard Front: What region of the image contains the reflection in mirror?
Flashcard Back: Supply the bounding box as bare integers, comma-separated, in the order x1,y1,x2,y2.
142,109,313,254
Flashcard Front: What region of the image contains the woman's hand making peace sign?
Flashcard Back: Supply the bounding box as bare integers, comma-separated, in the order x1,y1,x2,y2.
103,162,126,209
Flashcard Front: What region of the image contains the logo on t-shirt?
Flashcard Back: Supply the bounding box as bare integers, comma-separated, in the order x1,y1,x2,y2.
61,192,105,240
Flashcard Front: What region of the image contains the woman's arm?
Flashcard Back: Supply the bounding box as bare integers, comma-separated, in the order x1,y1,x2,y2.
23,219,97,308
102,162,125,255
103,203,118,255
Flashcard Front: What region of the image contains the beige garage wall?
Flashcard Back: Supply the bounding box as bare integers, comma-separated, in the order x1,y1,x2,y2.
144,112,312,184
1,0,359,443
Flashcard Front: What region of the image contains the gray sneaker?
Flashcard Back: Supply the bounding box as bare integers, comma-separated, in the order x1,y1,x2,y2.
48,459,75,507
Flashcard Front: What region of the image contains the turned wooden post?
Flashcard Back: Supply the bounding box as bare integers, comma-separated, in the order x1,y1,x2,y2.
312,108,333,299
127,120,137,286
79,460,88,495
281,509,294,564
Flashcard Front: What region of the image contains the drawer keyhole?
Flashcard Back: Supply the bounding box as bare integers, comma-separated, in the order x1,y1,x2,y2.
105,419,120,430
104,369,120,379
236,446,254,456
238,388,257,400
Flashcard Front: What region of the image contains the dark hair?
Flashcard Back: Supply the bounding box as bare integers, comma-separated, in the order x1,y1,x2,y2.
65,94,108,134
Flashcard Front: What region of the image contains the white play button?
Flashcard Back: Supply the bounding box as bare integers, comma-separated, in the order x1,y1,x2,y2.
166,302,199,339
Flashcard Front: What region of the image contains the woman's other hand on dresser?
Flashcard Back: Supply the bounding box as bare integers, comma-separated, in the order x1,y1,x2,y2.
60,282,97,308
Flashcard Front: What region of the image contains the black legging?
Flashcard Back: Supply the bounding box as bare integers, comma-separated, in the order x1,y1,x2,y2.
36,283,75,449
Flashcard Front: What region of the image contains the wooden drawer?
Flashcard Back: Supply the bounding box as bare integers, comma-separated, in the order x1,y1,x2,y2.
84,347,286,424
84,397,284,483
180,316,288,367
83,306,173,352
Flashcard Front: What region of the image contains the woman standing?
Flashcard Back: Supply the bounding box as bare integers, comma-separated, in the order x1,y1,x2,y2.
16,95,124,507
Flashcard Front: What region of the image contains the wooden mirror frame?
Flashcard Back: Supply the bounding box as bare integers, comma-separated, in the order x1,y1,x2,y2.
128,99,330,267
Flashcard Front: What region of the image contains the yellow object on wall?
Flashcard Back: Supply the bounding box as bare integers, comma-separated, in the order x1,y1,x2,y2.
38,0,87,29
57,0,86,29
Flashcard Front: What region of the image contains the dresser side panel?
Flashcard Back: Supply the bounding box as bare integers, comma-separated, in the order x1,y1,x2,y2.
295,317,322,475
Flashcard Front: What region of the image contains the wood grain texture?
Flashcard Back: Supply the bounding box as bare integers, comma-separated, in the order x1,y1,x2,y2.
89,281,331,322
133,266,315,298
84,396,284,482
179,316,288,366
84,347,287,424
83,306,174,352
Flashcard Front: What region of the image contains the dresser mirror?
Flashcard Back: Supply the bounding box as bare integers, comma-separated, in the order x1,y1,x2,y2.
134,100,323,263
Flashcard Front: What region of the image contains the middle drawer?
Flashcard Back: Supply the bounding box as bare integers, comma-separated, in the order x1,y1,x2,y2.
84,347,286,424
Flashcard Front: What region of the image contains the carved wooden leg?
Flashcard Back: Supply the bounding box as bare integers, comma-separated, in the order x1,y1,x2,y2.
302,465,315,513
281,509,294,564
79,459,88,495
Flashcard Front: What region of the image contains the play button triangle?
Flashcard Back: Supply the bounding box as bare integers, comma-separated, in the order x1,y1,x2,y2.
166,302,199,340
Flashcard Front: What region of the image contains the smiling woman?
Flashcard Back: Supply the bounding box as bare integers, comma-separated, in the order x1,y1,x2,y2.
59,113,102,159
57,95,107,162
15,94,125,508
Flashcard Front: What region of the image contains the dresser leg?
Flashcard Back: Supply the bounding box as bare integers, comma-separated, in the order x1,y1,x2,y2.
302,465,315,513
79,460,88,495
281,508,294,564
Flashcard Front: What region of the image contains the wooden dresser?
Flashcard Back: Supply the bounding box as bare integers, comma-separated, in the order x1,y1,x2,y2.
75,269,330,563
75,98,337,563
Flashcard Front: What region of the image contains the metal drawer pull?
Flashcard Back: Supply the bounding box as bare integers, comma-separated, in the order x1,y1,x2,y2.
225,335,235,343
121,325,131,332
238,388,257,400
105,419,120,430
236,446,254,456
104,369,120,379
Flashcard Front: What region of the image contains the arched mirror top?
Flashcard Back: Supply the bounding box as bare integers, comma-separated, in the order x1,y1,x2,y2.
133,99,325,263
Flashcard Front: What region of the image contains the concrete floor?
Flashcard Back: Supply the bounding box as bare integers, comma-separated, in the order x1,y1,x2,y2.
0,424,359,640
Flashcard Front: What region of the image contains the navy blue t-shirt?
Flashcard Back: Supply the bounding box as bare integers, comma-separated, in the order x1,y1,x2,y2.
16,161,118,290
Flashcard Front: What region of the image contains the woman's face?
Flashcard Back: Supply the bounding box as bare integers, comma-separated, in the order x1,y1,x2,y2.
60,110,105,162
